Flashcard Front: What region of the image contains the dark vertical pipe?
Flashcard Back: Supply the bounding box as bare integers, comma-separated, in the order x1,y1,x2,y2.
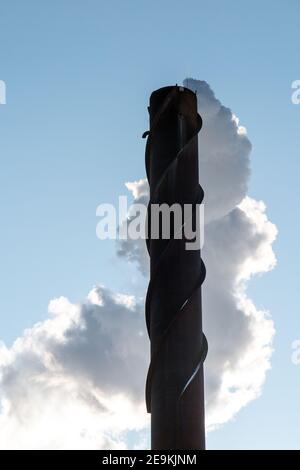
143,85,207,450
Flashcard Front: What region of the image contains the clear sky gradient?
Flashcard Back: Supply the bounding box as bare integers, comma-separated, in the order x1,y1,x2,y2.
0,0,299,449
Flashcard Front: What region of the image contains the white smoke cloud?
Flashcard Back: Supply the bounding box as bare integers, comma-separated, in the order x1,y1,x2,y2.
0,287,149,449
117,79,277,430
0,79,277,448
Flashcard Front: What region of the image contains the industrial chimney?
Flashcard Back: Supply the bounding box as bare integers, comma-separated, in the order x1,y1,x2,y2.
143,85,207,450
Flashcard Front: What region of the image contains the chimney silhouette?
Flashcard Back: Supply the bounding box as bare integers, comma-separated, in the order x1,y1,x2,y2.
143,85,207,450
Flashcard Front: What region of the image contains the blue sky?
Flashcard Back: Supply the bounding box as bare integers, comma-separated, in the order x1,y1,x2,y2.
0,0,299,449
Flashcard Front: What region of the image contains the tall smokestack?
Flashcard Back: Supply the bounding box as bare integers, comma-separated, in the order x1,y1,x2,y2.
143,85,207,450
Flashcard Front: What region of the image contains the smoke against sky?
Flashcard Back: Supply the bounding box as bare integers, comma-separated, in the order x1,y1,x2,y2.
0,79,277,449
118,79,277,430
0,287,149,449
